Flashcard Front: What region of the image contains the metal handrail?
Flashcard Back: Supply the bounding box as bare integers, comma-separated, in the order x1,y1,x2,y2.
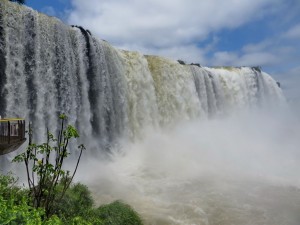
0,118,25,121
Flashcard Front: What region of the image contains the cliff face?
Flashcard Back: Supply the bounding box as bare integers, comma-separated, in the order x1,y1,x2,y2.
0,1,284,151
0,1,7,116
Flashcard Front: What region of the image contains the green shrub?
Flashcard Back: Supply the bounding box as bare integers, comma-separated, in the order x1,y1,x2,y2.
1,174,143,224
0,173,24,203
0,174,62,225
51,182,143,224
96,201,143,225
53,182,94,222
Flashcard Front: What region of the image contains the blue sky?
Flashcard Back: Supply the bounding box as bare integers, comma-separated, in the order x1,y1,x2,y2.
25,0,300,103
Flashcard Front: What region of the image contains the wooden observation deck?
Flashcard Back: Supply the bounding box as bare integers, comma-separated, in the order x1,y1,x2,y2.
0,118,26,155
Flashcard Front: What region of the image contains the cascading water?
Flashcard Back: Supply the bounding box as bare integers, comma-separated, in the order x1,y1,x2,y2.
1,1,299,225
0,1,284,145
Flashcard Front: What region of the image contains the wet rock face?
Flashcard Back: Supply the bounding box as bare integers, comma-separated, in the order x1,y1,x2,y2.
0,3,7,116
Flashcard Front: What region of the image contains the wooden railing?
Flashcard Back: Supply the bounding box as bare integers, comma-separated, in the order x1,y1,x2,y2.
0,118,26,145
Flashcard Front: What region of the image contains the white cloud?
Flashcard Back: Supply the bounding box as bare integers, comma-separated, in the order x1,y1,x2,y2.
211,51,239,66
68,0,279,56
283,24,300,39
211,29,298,68
242,40,272,53
240,52,280,66
41,6,56,17
210,50,280,67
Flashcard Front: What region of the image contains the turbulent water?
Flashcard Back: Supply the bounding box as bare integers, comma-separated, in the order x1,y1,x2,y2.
79,113,300,225
1,1,299,225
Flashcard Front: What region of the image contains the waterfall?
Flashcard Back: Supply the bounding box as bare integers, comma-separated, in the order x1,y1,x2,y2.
2,2,299,225
0,1,284,154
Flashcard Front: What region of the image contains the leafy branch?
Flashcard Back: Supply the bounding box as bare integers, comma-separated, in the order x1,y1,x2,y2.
13,114,85,218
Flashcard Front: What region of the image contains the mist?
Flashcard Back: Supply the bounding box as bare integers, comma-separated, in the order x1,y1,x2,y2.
76,108,300,225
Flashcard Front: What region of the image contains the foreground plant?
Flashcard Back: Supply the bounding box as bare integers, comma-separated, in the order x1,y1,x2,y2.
13,114,85,218
0,174,61,225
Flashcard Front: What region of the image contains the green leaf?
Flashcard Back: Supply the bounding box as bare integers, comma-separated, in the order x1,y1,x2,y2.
59,114,67,120
64,125,79,139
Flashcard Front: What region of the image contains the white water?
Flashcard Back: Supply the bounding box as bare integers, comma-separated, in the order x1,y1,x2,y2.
78,110,300,225
1,1,298,225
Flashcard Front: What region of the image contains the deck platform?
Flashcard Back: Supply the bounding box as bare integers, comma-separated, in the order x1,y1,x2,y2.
0,118,26,155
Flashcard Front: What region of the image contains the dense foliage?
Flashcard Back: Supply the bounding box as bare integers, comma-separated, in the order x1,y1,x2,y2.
0,174,61,224
0,174,143,224
96,201,143,225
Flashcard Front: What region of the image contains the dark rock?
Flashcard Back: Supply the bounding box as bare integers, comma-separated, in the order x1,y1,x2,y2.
191,63,201,67
71,25,91,36
276,82,281,88
252,66,262,73
86,29,92,35
177,60,186,65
